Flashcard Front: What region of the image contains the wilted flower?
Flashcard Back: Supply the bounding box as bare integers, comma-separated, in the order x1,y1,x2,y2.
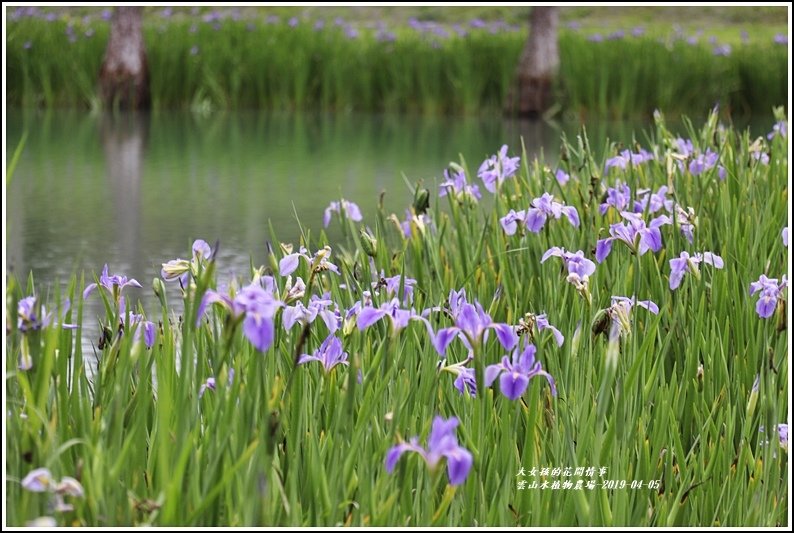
477,145,520,193
283,276,306,303
323,199,363,227
672,205,698,243
393,209,433,239
21,468,84,514
385,416,473,486
161,239,213,285
516,312,564,347
297,334,349,373
607,296,659,337
669,251,724,290
485,342,556,400
279,245,340,277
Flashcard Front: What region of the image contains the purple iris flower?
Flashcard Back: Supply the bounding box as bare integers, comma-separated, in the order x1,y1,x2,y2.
372,271,417,304
385,416,473,486
198,284,282,352
499,209,527,235
688,149,725,179
477,145,521,193
501,193,579,235
600,182,641,215
439,167,481,201
749,275,787,318
83,264,142,301
356,298,426,335
21,468,54,492
432,299,517,357
440,356,477,397
279,245,340,277
768,121,787,140
595,212,670,262
675,138,695,158
712,44,731,56
17,297,77,333
21,467,84,499
779,424,789,449
555,168,570,186
297,334,349,372
668,251,724,290
199,377,216,398
282,293,340,332
323,199,363,227
485,342,556,400
773,34,788,45
750,148,770,165
118,297,156,348
636,186,674,214
199,369,234,398
782,226,788,248
535,314,565,347
541,247,596,278
604,149,654,171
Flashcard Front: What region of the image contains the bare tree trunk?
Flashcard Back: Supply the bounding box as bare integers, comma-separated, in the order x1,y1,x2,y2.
99,7,150,110
505,7,559,117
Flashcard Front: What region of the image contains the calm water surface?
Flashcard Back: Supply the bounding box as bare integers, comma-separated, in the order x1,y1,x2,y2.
5,110,770,326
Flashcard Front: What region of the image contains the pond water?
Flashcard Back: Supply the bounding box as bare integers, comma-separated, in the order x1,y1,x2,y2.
5,109,771,321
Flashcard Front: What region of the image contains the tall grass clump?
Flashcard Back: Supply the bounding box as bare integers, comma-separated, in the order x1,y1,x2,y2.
5,108,788,526
5,9,788,117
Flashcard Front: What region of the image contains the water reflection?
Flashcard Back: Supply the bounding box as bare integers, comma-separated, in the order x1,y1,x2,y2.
101,113,148,279
6,109,770,321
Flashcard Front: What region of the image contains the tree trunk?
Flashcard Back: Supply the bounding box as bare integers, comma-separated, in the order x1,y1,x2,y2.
99,7,150,110
505,7,559,117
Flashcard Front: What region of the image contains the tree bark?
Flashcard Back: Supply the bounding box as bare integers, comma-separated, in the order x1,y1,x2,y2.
99,7,150,110
505,7,559,117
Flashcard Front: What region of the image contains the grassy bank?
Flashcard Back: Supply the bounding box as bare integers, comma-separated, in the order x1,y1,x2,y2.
5,7,789,118
5,109,789,526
